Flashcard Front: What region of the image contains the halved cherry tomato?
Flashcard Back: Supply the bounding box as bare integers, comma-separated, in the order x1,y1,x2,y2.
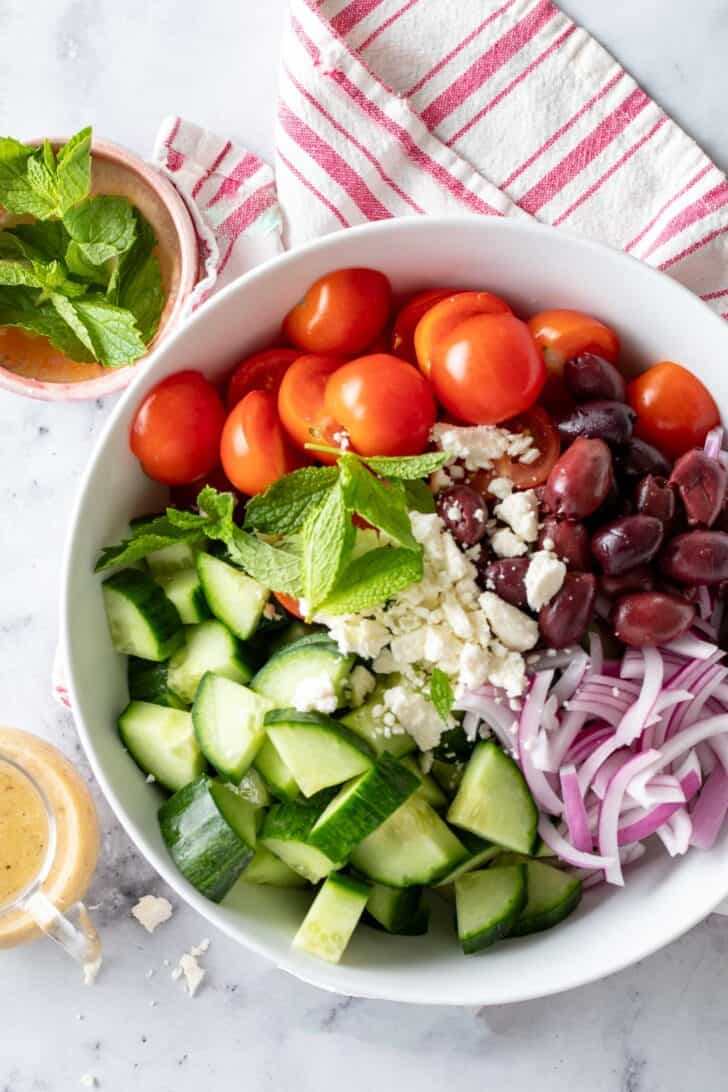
392,288,464,363
324,353,436,457
628,361,720,460
274,592,304,619
527,309,620,376
278,354,344,465
283,268,392,356
130,370,227,485
414,291,511,377
430,312,546,425
471,406,561,495
226,348,299,409
220,390,304,495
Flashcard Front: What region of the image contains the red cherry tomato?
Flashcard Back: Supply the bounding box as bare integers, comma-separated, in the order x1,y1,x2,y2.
130,370,226,485
527,309,620,374
391,288,465,363
278,354,345,465
471,406,561,495
430,312,546,425
414,291,511,378
220,390,304,495
170,465,238,510
324,353,436,457
226,348,299,410
282,268,392,356
274,592,304,619
628,361,720,460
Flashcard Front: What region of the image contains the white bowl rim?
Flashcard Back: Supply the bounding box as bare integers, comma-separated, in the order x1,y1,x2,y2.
61,214,728,1005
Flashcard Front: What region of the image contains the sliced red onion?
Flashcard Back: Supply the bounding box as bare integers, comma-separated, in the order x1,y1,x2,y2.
519,672,563,815
462,710,480,742
525,648,579,672
566,724,613,766
559,764,592,852
690,766,728,849
552,651,589,705
454,694,517,753
537,815,615,870
628,715,728,804
598,749,663,885
616,647,663,745
656,807,692,856
697,585,713,621
592,752,630,800
704,425,724,460
618,802,683,846
664,632,723,661
589,630,604,676
675,751,703,797
696,740,719,776
628,773,685,807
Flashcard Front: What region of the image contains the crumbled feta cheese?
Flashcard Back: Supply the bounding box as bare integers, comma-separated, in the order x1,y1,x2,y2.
382,685,445,751
324,616,390,659
479,592,539,653
292,672,338,714
145,773,156,784
519,447,541,464
131,895,173,934
542,536,555,552
80,1076,98,1088
333,428,351,451
430,423,539,472
488,651,528,697
494,490,539,542
490,527,529,557
174,939,209,997
525,550,567,611
488,476,513,500
348,665,376,707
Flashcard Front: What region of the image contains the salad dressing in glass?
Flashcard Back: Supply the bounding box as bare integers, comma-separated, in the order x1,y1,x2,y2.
0,760,50,906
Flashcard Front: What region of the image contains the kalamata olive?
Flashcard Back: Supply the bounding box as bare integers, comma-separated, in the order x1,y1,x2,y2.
557,401,636,448
539,572,597,649
634,475,676,525
539,517,593,571
616,437,672,480
543,437,613,519
660,530,728,585
564,353,626,403
436,485,488,545
669,449,727,527
483,559,530,608
612,592,695,647
599,563,655,598
591,515,664,575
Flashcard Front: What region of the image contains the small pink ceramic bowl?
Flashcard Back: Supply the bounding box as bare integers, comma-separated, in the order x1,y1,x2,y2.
0,137,199,402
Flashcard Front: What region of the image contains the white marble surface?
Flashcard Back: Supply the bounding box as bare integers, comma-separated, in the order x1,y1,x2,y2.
2,1,728,1088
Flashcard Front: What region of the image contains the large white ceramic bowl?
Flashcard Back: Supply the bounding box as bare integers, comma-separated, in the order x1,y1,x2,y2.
63,217,728,1005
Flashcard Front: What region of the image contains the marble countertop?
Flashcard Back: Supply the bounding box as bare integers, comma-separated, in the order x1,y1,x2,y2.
2,1,728,1088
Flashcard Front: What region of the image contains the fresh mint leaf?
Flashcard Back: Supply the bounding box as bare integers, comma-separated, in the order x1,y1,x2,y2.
0,260,42,288
361,451,448,479
26,153,60,215
430,668,454,724
224,528,303,597
118,249,163,340
63,196,137,266
403,478,436,513
50,293,96,356
9,221,71,261
0,285,93,361
55,127,92,212
0,138,53,218
339,455,417,551
95,522,200,572
244,466,339,535
318,546,423,615
301,478,355,612
70,296,147,366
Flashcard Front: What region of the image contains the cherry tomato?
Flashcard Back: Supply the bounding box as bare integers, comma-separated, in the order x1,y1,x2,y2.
391,288,465,363
493,407,561,489
414,291,511,377
220,390,304,495
226,348,299,409
282,268,392,356
278,354,345,465
130,370,227,485
274,592,304,619
527,309,620,375
430,312,546,425
324,353,436,457
628,361,720,460
170,465,238,510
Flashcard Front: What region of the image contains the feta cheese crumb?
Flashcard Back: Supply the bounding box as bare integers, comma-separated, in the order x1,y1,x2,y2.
494,490,539,542
173,939,209,997
488,476,513,500
490,527,528,557
348,665,376,707
131,895,173,935
525,550,567,611
292,672,338,714
479,592,539,653
80,1076,98,1088
145,773,156,784
382,685,445,751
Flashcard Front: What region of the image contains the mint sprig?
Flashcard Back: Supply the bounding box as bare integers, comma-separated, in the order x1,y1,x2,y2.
430,668,454,724
244,466,339,535
301,478,355,613
318,547,424,615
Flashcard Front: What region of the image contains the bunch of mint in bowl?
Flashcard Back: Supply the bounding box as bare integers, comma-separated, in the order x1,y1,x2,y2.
0,127,164,368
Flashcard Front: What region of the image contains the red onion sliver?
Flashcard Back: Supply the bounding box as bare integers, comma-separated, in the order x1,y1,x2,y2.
519,672,563,815
598,750,662,885
537,815,615,869
690,766,728,849
559,764,592,852
704,425,724,460
617,647,663,745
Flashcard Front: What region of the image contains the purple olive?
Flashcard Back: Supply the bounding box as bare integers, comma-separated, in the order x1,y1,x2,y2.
591,515,664,576
634,475,676,526
616,437,672,480
544,437,613,520
557,401,636,448
539,517,593,571
436,485,488,546
539,573,597,649
483,559,530,608
660,530,728,585
612,592,695,647
599,564,656,598
669,449,727,527
564,353,626,403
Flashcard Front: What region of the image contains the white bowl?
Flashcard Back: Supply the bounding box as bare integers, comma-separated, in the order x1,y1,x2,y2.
63,216,728,1005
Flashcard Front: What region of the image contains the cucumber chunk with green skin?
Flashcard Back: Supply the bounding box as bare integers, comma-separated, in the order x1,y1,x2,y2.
197,553,269,640
159,776,256,902
448,741,538,855
430,759,466,798
350,795,468,888
339,680,417,758
157,568,210,624
250,636,354,711
307,753,420,861
455,865,527,954
147,541,202,578
265,621,324,655
119,701,205,791
192,673,272,781
103,569,183,661
434,830,501,886
509,861,582,937
261,790,342,882
264,711,373,798
167,620,254,705
365,883,429,935
239,845,308,888
399,755,448,809
293,872,370,964
127,657,187,709
254,737,299,801
236,767,271,808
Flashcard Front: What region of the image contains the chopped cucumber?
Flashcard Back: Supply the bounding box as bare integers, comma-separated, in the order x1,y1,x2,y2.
157,568,210,624
264,711,373,797
197,553,269,640
167,620,254,705
430,759,466,798
127,656,187,709
455,865,527,954
250,636,354,710
236,767,271,808
365,883,429,935
266,620,323,655
254,737,299,801
159,775,257,901
261,791,342,883
147,541,201,578
307,754,419,861
350,795,468,887
510,861,582,937
103,569,183,661
118,701,205,791
448,741,538,855
240,845,308,888
192,673,271,781
434,830,501,886
293,872,369,964
339,679,416,758
399,755,448,809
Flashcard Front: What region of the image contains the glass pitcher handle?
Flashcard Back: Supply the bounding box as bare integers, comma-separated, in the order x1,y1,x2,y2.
22,891,102,983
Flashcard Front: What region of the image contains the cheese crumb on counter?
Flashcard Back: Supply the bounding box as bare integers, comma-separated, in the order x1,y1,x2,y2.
173,938,210,997
131,895,173,934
